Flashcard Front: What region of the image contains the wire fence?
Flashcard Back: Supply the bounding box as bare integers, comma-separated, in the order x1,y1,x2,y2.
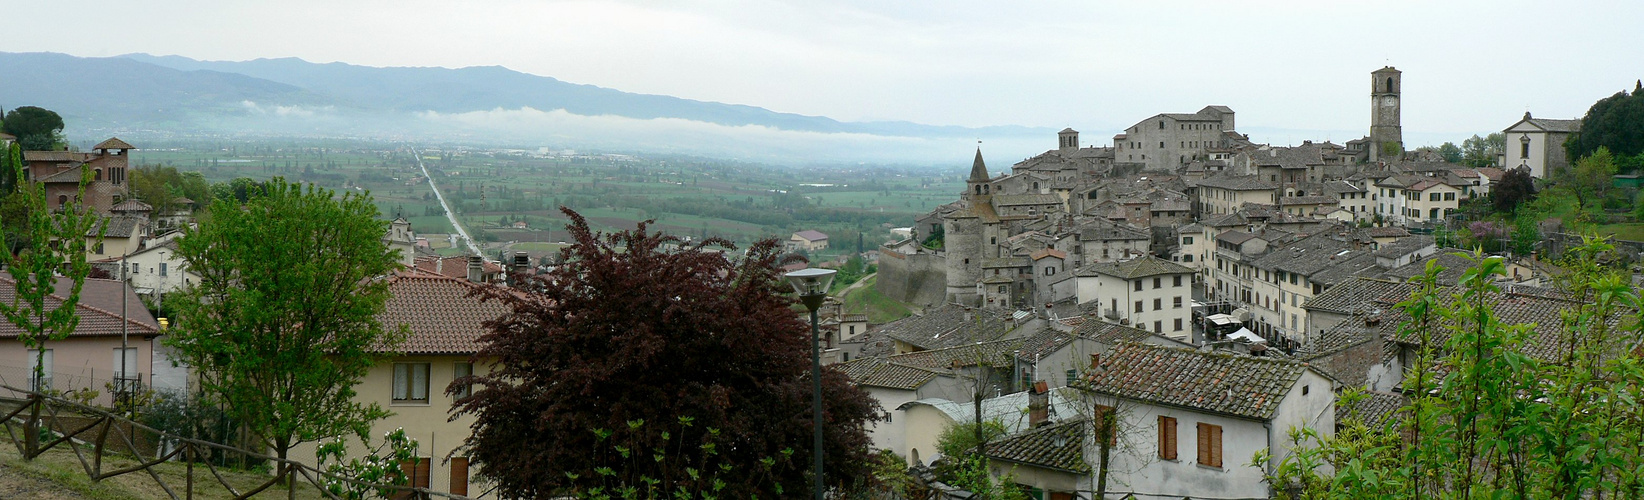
0,385,479,500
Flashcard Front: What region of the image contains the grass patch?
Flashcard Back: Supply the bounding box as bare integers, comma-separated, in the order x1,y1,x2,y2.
0,435,329,499
1597,223,1644,241
837,275,914,324
510,242,567,252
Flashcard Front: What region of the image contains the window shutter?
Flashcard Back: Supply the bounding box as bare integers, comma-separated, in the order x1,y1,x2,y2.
1158,416,1177,460
1197,422,1210,464
451,457,470,496
1208,424,1223,467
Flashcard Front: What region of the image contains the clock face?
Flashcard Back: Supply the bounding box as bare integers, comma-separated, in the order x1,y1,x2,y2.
1381,96,1396,107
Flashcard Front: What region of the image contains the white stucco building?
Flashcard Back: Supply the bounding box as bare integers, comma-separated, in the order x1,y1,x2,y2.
1076,257,1195,342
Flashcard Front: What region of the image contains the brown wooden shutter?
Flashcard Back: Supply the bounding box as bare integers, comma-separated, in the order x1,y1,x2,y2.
1197,422,1210,465
1158,416,1177,460
450,457,469,496
1208,424,1223,468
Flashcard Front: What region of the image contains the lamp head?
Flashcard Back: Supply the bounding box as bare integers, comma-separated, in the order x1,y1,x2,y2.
784,268,836,298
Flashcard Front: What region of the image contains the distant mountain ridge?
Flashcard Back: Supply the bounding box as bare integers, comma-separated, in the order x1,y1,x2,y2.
0,51,1051,163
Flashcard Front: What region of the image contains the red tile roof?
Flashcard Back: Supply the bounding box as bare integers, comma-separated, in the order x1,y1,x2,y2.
378,273,512,355
0,276,160,338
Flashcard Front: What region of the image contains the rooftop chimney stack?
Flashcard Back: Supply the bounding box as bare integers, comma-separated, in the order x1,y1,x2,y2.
513,252,531,275
1028,381,1050,427
467,255,484,283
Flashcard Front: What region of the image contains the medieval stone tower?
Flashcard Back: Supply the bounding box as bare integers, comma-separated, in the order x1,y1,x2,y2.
1369,66,1403,161
943,148,990,305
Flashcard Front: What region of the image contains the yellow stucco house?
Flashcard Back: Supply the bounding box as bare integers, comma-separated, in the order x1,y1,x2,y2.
291,271,511,497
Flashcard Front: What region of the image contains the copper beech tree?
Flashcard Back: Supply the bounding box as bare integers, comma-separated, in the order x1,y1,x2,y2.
452,208,880,498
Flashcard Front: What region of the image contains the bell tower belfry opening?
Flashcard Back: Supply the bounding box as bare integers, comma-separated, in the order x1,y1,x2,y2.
1369,66,1403,161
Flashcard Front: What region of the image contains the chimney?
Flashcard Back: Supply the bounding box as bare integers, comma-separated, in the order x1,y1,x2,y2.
1028,381,1050,427
467,255,484,283
512,252,531,275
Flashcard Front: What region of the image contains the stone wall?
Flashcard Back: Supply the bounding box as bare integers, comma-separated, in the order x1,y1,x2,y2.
875,247,948,307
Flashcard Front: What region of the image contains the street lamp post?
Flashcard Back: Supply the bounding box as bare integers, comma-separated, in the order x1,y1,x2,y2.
784,267,836,500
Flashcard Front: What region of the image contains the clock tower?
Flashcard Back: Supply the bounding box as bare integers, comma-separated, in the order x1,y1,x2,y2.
1369,66,1403,161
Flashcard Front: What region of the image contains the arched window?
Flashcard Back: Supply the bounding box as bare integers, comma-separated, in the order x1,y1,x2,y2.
1386,77,1394,93
94,169,103,181
57,195,68,208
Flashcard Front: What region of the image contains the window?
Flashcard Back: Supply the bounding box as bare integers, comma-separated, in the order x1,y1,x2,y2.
1174,318,1184,331
94,243,104,254
1444,192,1455,201
1184,254,1193,263
393,363,430,403
131,263,139,275
1154,320,1162,332
1158,416,1178,460
159,263,168,276
1134,280,1142,292
999,285,1007,293
1153,277,1161,289
1134,300,1143,313
113,347,139,394
1111,299,1117,312
27,349,53,391
1522,142,1530,159
453,362,474,399
1429,193,1440,202
1183,236,1193,244
1174,296,1183,308
1174,275,1183,287
1197,422,1223,467
1066,369,1078,386
1153,298,1162,311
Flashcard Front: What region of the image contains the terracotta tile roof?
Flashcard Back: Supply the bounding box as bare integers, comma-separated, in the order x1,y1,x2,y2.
378,273,511,355
1336,390,1407,429
1078,256,1193,279
1365,226,1410,238
1376,250,1473,285
835,358,942,390
93,137,135,150
1081,342,1311,420
992,193,1063,207
793,230,828,242
986,417,1091,473
880,304,1012,351
1372,235,1435,259
888,337,1024,370
1029,248,1066,261
1303,277,1415,315
111,199,152,212
0,276,160,338
94,215,147,239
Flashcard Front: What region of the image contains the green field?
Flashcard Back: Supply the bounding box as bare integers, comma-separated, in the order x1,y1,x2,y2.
133,139,966,261
836,275,915,324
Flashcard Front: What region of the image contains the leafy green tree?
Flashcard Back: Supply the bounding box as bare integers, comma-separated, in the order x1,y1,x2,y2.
1,107,65,151
165,178,406,488
1563,146,1618,212
1380,141,1403,160
1462,133,1505,167
1568,83,1644,160
1256,240,1644,499
0,141,19,196
129,165,212,216
1437,142,1463,163
0,159,105,455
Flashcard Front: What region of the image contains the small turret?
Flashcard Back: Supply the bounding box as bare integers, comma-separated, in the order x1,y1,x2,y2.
964,148,991,200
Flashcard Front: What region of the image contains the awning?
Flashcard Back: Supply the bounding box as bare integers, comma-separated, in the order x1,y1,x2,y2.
1229,327,1265,343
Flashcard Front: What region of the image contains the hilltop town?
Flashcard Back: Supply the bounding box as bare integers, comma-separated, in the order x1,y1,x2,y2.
4,64,1644,500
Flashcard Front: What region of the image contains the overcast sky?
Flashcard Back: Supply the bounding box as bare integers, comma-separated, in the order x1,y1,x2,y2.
8,0,1641,149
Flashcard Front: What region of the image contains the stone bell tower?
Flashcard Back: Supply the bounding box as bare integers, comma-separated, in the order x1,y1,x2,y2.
1369,66,1403,161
